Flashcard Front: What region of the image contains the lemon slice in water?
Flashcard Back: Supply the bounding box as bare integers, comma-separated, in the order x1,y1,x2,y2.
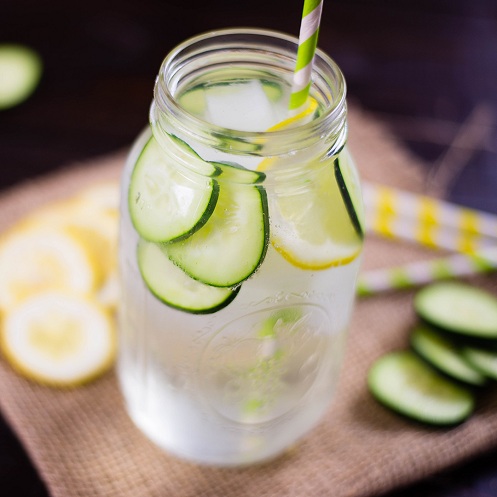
266,97,318,132
257,98,319,173
257,98,362,270
1,292,115,386
270,157,362,270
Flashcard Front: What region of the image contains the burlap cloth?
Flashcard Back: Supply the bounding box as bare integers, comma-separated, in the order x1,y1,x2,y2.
1,107,496,497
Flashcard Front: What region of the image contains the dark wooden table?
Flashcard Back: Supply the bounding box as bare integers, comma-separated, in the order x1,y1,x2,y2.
1,1,496,495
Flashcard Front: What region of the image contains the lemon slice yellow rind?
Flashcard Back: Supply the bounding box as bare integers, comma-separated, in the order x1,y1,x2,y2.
269,155,363,270
0,292,116,387
257,98,319,173
272,240,361,270
0,226,102,311
18,192,119,309
266,97,318,132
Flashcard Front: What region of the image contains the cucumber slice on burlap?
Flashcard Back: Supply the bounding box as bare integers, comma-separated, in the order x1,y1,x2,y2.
368,350,475,425
410,325,486,386
461,347,497,381
414,282,497,340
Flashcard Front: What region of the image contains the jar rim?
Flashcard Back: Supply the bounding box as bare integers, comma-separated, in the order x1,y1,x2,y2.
152,28,347,156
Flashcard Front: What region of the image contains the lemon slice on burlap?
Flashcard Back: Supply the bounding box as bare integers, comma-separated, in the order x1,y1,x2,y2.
25,196,118,271
0,292,115,386
75,181,120,213
21,191,119,309
0,226,102,311
270,159,362,270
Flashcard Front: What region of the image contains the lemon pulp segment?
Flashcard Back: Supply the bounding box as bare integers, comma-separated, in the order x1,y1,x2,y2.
270,158,362,270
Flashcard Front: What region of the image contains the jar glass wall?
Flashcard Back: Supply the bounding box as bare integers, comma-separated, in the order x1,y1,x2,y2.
118,28,364,467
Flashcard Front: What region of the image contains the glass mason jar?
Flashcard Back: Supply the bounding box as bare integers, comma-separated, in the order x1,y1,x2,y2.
118,28,364,467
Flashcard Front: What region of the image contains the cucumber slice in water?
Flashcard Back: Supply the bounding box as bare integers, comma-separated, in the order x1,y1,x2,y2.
211,161,266,184
334,148,365,238
128,136,219,242
414,282,497,340
168,133,204,161
166,184,269,287
0,44,42,109
368,350,475,425
261,80,284,103
178,85,206,117
137,240,239,314
410,325,486,386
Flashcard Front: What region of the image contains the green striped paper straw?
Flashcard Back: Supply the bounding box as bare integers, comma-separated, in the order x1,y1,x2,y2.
289,0,323,112
357,246,497,297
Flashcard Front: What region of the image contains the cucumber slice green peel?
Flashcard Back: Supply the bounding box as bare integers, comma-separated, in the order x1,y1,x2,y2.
414,282,497,340
0,44,42,110
137,240,239,314
165,183,270,287
261,80,284,103
168,133,205,161
128,136,219,243
334,149,365,238
410,325,487,386
461,347,497,381
168,133,225,178
211,161,266,184
368,350,475,426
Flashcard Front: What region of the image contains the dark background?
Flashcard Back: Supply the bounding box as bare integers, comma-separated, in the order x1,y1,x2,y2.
1,0,497,495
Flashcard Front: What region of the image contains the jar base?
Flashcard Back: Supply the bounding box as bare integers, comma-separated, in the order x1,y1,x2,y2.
125,401,300,467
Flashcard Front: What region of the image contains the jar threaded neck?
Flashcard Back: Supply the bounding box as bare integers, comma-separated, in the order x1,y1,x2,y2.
151,28,347,158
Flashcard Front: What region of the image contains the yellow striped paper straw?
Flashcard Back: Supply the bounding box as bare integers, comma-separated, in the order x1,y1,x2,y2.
364,210,496,254
363,182,497,253
288,0,323,113
357,246,497,297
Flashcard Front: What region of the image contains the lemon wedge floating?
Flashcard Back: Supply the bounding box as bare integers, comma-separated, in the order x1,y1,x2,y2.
1,292,115,387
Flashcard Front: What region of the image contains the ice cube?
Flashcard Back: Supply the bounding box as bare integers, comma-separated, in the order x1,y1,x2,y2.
205,80,278,132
